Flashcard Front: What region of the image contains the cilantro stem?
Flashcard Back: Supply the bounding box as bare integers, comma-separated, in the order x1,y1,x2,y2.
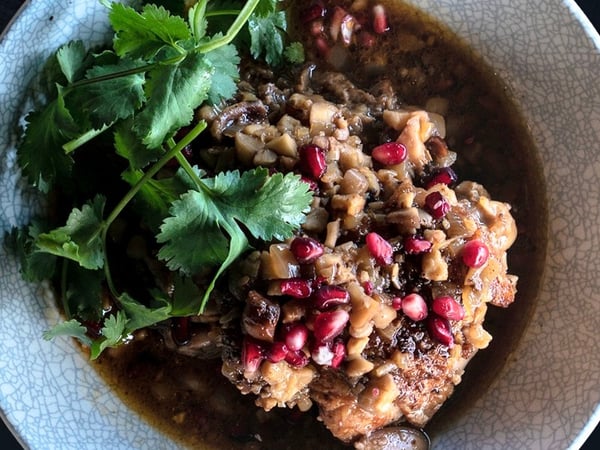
60,259,71,318
197,0,261,53
63,124,111,154
205,10,241,17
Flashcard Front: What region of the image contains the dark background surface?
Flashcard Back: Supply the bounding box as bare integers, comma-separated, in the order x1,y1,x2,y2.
1,0,599,449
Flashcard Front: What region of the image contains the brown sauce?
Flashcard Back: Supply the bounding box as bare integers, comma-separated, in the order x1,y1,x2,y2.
92,1,547,448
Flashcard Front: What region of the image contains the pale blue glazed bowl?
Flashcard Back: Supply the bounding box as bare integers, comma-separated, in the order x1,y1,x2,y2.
1,1,599,449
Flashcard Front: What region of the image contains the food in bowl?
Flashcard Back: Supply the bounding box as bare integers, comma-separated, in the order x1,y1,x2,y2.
8,0,546,448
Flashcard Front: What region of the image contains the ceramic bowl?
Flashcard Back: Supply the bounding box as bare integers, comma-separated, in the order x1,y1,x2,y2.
1,1,599,449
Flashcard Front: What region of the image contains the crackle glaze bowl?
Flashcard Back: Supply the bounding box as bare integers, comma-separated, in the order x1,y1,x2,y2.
1,1,599,449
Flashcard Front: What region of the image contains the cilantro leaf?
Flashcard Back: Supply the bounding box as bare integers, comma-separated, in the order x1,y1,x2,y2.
156,189,234,274
121,167,189,231
43,319,92,346
284,42,305,64
248,10,286,65
36,195,106,270
203,42,240,104
6,222,57,282
74,58,146,128
118,292,172,332
203,168,312,241
254,0,279,17
114,120,162,169
90,311,128,359
17,92,78,192
64,265,105,321
56,40,87,84
133,52,213,148
109,3,192,60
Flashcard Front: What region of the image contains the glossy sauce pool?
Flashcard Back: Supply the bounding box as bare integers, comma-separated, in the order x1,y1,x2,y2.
91,1,547,448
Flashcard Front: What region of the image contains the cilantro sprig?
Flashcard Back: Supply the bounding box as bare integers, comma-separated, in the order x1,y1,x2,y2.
11,0,311,358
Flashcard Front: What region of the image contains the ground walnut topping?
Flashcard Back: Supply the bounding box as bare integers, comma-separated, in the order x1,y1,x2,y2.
188,61,520,443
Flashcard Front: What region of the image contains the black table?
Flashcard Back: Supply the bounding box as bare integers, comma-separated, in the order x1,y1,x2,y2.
1,0,599,449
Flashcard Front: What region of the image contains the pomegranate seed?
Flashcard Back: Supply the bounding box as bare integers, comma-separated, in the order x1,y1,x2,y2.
299,144,327,179
314,36,330,57
310,19,325,36
280,278,313,298
285,349,309,367
267,341,288,363
311,341,334,366
241,337,264,372
401,293,428,322
362,280,374,295
313,285,350,309
432,296,465,321
331,340,346,368
281,322,309,351
425,167,458,189
313,309,350,342
462,239,490,268
300,176,319,192
290,236,324,264
330,6,347,41
365,232,394,265
371,142,407,165
358,30,376,48
426,315,454,347
171,316,190,345
404,236,432,254
391,297,403,310
425,191,450,219
302,2,326,23
373,5,389,34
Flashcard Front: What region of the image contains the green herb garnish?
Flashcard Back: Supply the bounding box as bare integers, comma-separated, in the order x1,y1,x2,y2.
11,0,311,358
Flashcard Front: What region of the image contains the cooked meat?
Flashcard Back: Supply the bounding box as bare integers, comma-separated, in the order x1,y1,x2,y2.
207,64,518,444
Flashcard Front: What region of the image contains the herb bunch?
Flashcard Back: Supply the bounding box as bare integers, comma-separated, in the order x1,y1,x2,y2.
10,0,311,358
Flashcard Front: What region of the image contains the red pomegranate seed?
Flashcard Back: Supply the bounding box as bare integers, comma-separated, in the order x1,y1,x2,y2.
391,297,403,310
311,341,334,366
331,340,346,368
373,5,389,34
285,349,309,367
401,293,428,322
362,280,374,295
425,167,457,189
302,2,327,23
432,296,465,321
371,142,407,165
290,236,324,264
300,176,319,192
365,232,394,265
404,236,432,254
426,315,454,347
462,239,490,268
313,309,350,342
313,285,350,309
171,316,191,345
280,278,313,298
242,337,264,372
314,36,330,57
425,191,450,219
281,322,309,351
358,30,376,48
299,144,327,179
267,341,289,363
